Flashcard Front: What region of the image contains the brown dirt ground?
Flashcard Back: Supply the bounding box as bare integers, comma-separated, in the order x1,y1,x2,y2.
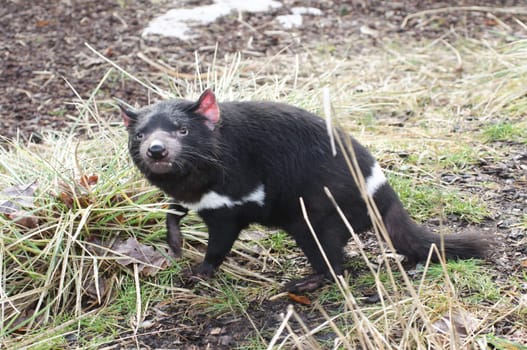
2,0,526,348
2,0,526,142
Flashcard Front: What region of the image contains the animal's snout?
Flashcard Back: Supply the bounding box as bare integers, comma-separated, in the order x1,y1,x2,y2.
147,140,168,160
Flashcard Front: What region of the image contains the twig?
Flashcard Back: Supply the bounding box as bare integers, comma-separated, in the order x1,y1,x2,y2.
85,42,168,97
401,6,527,28
267,306,294,350
137,52,209,80
513,16,527,31
441,39,463,73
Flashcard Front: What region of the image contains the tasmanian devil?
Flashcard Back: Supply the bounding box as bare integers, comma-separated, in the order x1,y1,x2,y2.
120,89,490,292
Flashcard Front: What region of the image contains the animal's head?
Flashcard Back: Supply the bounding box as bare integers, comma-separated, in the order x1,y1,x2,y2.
119,89,220,177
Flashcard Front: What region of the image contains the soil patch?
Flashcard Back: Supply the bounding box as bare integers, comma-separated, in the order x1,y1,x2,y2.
2,0,526,142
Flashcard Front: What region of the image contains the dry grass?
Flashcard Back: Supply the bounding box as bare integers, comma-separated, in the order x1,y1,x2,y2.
1,35,526,349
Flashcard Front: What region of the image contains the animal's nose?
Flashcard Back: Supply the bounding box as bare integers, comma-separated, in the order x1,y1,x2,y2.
147,141,168,160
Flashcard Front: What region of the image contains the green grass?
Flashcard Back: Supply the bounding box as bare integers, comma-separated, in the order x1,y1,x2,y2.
437,145,485,171
201,277,251,317
387,173,489,223
259,230,294,255
483,121,527,143
520,214,527,230
487,334,527,350
422,260,501,303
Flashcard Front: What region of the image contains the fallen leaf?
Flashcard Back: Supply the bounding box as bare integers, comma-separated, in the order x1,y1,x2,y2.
115,213,125,224
104,47,114,57
58,187,74,209
112,238,171,276
83,276,108,306
485,19,498,26
0,182,38,214
432,310,479,337
287,293,311,305
9,306,36,333
35,20,52,27
57,179,94,209
79,174,98,189
6,210,39,229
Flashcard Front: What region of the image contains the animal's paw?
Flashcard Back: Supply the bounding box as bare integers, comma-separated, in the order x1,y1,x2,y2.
181,262,216,287
284,273,328,293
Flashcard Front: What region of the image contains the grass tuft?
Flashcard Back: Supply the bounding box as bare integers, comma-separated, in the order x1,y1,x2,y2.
387,173,490,223
483,121,527,143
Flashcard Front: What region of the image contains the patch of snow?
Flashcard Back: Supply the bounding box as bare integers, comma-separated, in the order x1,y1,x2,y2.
142,0,282,39
276,14,302,29
276,7,322,29
219,0,282,12
291,7,323,16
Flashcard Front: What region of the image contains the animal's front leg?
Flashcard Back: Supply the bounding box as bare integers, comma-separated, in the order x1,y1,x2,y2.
190,214,244,279
166,203,188,258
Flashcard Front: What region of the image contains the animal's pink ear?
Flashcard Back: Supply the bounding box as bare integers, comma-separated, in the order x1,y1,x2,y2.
196,89,220,130
118,101,138,128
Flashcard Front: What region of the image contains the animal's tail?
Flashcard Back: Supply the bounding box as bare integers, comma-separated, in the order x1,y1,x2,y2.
376,186,491,263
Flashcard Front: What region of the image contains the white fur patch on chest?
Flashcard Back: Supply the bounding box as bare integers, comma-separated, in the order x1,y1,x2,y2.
366,162,387,196
181,184,265,211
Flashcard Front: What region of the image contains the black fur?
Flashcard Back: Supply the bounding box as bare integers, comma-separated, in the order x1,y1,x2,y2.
121,90,491,292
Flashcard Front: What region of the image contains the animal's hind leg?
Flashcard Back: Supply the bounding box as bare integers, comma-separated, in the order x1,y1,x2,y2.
284,215,349,293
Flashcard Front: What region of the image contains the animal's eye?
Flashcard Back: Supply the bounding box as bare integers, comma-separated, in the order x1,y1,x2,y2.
135,132,144,140
178,127,189,136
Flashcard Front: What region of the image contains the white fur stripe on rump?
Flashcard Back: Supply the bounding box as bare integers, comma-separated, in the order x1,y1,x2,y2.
366,162,387,196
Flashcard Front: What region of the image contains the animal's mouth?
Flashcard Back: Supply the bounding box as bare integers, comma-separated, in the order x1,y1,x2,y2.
139,133,181,175
147,160,173,174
